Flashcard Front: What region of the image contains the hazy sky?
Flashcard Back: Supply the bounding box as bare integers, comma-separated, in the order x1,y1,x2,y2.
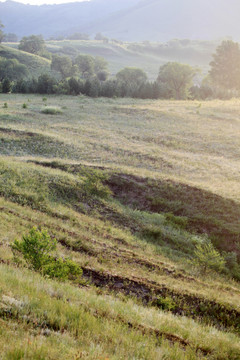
0,0,88,4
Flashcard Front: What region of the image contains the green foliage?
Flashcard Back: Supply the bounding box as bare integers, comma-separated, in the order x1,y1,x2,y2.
11,227,82,281
51,54,74,78
3,102,8,108
18,35,46,56
42,257,82,281
193,240,226,274
2,78,12,93
0,20,4,44
156,296,177,311
22,103,27,109
0,57,28,82
74,54,95,79
41,106,62,115
81,168,112,199
209,40,240,90
37,74,56,94
116,67,148,87
157,62,196,99
2,32,18,42
12,227,57,271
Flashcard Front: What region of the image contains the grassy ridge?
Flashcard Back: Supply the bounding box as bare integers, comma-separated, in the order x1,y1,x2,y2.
0,94,240,358
0,45,52,78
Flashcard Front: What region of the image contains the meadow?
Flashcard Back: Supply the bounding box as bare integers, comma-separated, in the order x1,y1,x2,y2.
0,93,240,359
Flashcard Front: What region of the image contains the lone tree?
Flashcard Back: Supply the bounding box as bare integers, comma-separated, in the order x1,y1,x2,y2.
51,54,73,78
19,35,46,55
116,67,147,88
157,62,196,100
0,21,4,43
74,54,95,79
209,40,240,90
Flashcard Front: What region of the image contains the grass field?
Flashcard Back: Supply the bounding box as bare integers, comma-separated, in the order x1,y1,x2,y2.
0,94,240,359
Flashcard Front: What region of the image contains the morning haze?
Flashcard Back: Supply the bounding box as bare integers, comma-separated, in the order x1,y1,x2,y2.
0,0,240,359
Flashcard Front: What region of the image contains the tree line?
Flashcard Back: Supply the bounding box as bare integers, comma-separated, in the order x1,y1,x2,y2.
1,32,240,100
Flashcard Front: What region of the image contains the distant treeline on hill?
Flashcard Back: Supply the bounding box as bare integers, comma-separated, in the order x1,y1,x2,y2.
1,33,240,100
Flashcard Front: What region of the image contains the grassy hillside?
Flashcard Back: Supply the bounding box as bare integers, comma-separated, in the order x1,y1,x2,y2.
0,44,52,78
46,39,215,79
0,94,240,359
6,39,215,80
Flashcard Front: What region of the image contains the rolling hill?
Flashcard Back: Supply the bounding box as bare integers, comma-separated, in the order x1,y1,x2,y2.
0,94,240,359
0,44,52,78
1,0,240,41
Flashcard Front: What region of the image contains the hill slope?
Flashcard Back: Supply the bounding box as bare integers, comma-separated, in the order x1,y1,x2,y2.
0,94,240,358
0,44,52,78
1,0,240,41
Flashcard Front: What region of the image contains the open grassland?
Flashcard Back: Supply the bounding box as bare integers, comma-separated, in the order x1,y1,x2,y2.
0,94,240,359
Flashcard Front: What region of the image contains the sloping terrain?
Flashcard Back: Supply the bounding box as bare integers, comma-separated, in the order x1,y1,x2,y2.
0,94,240,359
0,44,52,78
2,0,240,41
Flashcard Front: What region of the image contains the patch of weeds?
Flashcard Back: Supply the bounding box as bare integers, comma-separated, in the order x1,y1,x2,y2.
41,106,62,115
156,296,177,311
3,103,8,109
165,213,188,229
11,227,82,281
22,103,27,109
81,168,112,199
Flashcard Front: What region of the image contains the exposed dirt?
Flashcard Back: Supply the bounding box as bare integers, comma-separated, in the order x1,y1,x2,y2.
82,267,240,332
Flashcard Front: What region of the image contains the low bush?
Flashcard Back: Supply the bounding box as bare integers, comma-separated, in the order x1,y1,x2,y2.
11,227,82,281
41,106,62,115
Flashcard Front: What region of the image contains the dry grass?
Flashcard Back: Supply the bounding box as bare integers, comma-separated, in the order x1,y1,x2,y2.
0,94,240,358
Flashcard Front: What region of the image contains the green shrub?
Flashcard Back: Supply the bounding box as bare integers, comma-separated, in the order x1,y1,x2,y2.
12,227,57,271
11,227,82,281
192,240,226,274
22,103,28,109
43,258,82,281
41,106,62,115
3,102,8,109
156,296,177,311
165,212,188,229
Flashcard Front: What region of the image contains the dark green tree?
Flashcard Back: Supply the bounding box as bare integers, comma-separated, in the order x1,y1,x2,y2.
157,62,196,100
2,78,12,93
19,35,46,55
0,20,4,43
68,77,81,95
51,54,73,78
37,74,56,94
116,67,148,88
209,40,240,90
0,21,4,43
0,57,28,81
94,56,108,73
74,54,95,79
3,33,18,42
97,70,109,81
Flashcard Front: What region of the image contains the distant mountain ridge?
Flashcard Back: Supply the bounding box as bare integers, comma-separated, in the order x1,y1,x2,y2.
1,0,240,41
